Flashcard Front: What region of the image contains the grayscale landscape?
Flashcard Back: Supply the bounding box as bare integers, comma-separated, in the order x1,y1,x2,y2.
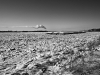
0,0,100,75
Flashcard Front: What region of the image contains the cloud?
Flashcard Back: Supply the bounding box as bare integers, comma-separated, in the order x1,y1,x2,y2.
35,25,46,29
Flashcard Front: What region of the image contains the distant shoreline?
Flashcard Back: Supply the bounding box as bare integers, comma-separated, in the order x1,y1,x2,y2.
0,28,100,34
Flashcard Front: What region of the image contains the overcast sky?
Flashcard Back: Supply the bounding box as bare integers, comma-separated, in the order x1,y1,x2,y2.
0,0,100,31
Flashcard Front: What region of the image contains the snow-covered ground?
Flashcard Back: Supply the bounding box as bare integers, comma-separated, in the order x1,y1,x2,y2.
0,32,100,75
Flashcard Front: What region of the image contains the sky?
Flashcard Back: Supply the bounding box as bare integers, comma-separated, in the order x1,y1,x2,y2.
0,0,100,31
